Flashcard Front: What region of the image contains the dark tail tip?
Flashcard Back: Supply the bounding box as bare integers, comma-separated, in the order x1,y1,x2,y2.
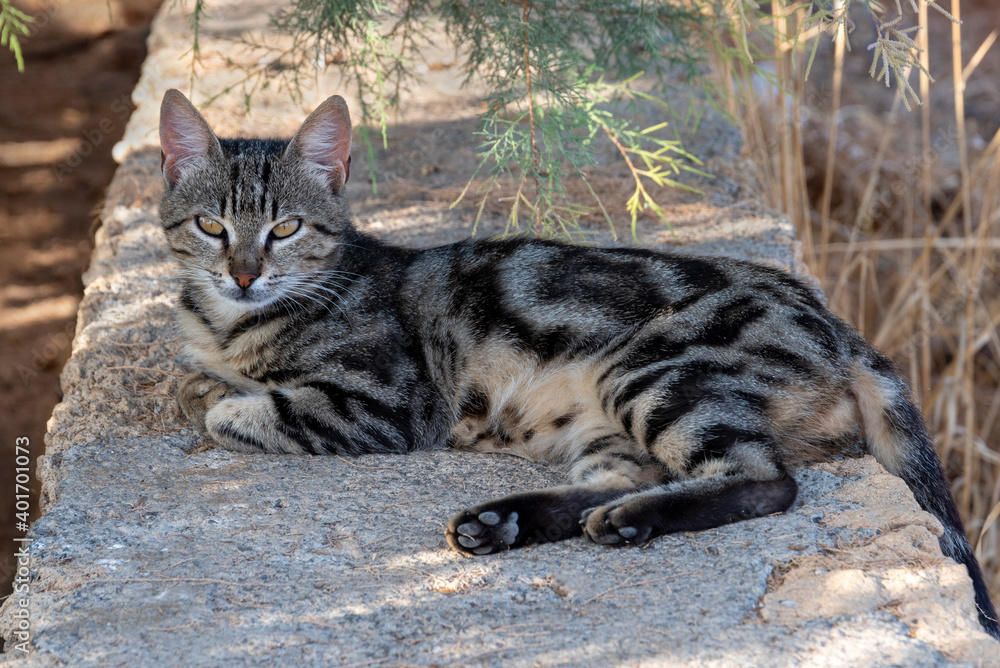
954,533,1000,640
852,360,999,639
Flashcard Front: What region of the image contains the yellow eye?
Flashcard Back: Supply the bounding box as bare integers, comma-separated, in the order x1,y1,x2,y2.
271,219,301,239
195,215,225,237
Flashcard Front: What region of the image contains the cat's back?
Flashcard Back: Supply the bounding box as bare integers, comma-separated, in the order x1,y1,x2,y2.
400,237,834,351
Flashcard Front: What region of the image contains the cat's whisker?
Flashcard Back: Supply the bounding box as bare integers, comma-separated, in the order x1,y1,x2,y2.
287,274,359,308
310,285,361,317
327,242,370,252
272,295,298,321
288,283,350,318
300,280,364,310
283,284,351,326
313,269,364,279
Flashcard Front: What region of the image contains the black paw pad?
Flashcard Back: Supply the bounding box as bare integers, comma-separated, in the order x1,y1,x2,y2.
581,506,652,546
447,509,520,555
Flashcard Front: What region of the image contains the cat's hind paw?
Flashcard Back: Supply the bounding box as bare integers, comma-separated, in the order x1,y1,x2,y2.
446,485,623,555
446,508,521,555
580,500,654,546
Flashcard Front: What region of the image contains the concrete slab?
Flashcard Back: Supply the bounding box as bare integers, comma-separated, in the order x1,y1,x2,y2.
1,0,996,664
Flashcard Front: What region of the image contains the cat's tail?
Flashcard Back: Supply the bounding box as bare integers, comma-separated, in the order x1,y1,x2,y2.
850,357,1000,640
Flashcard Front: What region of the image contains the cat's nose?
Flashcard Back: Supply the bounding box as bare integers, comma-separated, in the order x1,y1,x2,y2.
232,273,259,289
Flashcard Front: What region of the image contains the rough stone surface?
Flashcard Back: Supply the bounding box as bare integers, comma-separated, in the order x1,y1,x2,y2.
1,1,997,665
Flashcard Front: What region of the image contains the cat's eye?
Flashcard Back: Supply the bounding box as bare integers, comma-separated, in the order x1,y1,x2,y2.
195,215,225,237
271,219,301,239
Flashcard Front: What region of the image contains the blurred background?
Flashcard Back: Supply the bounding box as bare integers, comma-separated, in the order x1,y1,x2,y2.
0,0,162,598
742,0,1000,600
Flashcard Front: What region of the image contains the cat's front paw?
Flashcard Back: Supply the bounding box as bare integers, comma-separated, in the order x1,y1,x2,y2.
446,508,522,556
176,372,239,435
580,498,655,546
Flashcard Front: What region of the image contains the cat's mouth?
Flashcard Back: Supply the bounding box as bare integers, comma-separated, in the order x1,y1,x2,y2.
219,285,273,309
231,292,273,307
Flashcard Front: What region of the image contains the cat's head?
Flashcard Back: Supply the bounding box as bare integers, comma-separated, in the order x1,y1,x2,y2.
158,89,354,315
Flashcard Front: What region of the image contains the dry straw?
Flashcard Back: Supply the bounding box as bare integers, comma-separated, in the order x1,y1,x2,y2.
732,2,1000,597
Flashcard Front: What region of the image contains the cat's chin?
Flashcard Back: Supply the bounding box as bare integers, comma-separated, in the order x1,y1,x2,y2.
228,294,276,311
215,284,274,309
209,291,277,321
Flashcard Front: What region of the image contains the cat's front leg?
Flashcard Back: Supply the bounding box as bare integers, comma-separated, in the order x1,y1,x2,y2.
176,372,241,436
176,375,318,454
203,392,299,454
199,383,417,456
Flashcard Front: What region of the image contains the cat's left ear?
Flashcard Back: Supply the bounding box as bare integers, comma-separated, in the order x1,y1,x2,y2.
287,95,352,192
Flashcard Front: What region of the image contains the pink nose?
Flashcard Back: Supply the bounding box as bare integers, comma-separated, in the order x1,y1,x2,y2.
233,273,258,289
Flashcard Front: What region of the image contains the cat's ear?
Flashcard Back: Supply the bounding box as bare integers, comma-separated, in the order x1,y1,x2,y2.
159,89,222,187
287,95,352,192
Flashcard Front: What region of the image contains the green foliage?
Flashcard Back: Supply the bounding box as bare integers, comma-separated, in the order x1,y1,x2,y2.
0,0,33,73
260,0,752,239
192,0,953,239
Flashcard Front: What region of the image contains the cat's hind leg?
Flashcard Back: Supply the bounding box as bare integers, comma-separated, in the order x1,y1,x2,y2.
446,484,630,555
447,433,665,555
578,360,800,545
582,411,797,545
581,460,797,544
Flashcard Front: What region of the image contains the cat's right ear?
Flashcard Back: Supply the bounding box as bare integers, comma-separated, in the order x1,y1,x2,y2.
159,89,222,188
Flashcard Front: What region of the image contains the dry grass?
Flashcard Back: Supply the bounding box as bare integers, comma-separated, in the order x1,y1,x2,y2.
728,3,1000,599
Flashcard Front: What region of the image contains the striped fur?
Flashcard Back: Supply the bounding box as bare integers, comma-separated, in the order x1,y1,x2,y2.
158,90,998,639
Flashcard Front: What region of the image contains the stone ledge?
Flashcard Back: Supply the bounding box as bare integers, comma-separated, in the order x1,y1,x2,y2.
1,0,996,664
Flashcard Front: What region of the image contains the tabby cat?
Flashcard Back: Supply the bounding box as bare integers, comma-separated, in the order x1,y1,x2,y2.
158,89,998,639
